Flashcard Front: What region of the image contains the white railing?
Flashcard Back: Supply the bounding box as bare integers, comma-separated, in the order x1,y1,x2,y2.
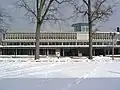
1,45,120,48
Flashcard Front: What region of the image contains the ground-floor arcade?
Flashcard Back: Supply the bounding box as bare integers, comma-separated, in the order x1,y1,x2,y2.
0,48,80,56
0,47,120,56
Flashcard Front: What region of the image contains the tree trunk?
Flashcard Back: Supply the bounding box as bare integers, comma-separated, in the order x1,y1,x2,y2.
35,22,41,60
88,0,93,59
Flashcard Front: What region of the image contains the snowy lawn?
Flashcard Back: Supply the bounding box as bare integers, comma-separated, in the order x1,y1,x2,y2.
0,56,120,90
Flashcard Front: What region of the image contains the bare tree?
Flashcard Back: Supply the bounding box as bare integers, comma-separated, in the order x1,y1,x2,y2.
0,7,12,46
68,0,116,59
0,7,11,33
16,0,71,60
15,0,116,60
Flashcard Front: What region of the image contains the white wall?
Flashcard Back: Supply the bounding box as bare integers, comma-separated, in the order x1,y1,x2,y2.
77,32,89,40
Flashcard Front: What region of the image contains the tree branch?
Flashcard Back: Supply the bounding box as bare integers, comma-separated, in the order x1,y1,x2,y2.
91,5,113,22
91,0,106,19
38,0,46,21
17,0,37,18
55,0,70,4
83,0,88,6
40,0,54,24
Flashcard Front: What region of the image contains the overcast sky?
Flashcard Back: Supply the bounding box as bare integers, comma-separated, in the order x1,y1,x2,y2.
1,0,120,32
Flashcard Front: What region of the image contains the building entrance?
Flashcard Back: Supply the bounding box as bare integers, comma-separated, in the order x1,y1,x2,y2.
64,48,78,56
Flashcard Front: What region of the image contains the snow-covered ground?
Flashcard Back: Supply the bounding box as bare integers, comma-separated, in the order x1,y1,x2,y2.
0,56,120,90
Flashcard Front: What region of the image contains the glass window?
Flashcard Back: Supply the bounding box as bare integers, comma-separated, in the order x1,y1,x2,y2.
77,42,83,45
92,42,96,45
41,42,48,45
56,42,62,45
63,42,69,45
49,42,55,45
84,42,87,45
104,42,109,45
70,42,76,45
97,42,102,45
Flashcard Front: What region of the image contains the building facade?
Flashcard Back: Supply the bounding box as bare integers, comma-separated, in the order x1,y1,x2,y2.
0,23,120,56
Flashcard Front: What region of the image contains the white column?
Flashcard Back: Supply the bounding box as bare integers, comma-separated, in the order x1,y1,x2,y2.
104,48,106,56
63,49,64,56
93,49,96,56
29,49,31,55
47,49,49,56
108,48,110,55
0,49,2,55
32,49,34,55
16,49,17,55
